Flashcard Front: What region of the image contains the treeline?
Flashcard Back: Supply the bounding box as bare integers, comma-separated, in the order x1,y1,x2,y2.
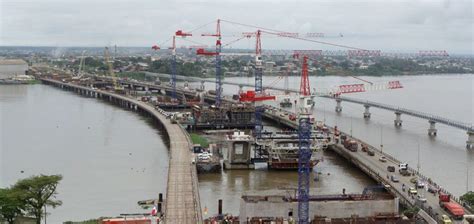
317,58,471,76
0,175,62,224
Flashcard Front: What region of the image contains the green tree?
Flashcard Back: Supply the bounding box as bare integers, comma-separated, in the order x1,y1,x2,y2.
461,191,474,206
13,175,63,224
0,188,24,224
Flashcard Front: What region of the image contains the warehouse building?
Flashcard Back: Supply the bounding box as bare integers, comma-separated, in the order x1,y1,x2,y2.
0,59,29,79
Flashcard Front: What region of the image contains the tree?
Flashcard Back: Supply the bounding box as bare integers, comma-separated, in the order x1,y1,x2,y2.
13,175,63,224
403,206,420,219
461,191,474,206
0,188,24,224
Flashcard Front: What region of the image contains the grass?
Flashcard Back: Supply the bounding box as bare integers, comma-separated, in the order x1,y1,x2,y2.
190,133,209,148
28,79,41,84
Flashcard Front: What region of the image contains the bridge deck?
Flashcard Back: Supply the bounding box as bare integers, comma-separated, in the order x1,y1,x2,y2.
39,78,202,224
141,72,473,132
262,104,472,223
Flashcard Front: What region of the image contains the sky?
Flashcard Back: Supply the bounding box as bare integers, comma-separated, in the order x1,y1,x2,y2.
0,0,472,54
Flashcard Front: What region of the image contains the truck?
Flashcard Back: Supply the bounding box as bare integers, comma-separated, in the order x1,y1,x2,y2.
399,163,411,176
343,139,358,152
439,193,465,220
289,114,297,121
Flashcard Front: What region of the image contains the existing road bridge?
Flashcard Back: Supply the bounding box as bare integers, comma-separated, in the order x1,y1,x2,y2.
142,72,474,149
39,77,203,224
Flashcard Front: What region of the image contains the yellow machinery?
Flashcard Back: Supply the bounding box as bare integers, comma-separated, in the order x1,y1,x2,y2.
104,47,125,93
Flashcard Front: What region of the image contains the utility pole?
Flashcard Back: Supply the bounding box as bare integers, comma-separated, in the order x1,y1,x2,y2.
350,116,353,137
467,159,470,193
417,142,420,173
323,103,326,124
380,125,383,153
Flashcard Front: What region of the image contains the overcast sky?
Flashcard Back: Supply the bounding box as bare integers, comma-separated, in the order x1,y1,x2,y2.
0,0,472,54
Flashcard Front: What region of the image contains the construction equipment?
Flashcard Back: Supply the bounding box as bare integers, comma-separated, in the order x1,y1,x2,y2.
197,19,223,106
170,36,177,102
151,35,179,102
297,93,314,224
72,50,86,80
104,47,125,94
294,53,316,224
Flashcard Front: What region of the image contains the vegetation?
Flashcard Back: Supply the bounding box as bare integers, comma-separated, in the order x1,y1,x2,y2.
190,133,209,148
0,188,24,224
149,59,208,77
28,79,41,84
64,219,100,224
117,72,148,81
461,191,474,206
402,206,420,219
0,174,62,224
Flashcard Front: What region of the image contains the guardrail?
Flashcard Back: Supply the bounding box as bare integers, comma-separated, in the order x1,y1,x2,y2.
341,132,472,220
335,96,474,132
177,123,203,223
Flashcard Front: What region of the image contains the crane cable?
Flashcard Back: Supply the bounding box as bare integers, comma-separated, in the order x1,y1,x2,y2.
220,19,367,51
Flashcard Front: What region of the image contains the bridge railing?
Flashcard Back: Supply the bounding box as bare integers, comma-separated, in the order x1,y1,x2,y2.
177,123,203,223
346,132,472,216
337,96,473,132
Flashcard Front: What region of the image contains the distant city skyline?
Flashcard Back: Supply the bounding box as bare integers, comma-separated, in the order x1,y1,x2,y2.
0,0,472,54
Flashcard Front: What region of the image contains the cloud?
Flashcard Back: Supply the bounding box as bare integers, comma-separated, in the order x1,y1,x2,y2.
0,0,472,54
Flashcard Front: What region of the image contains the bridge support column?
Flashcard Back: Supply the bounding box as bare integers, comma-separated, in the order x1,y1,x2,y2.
394,112,402,127
467,131,474,149
428,120,437,136
335,98,342,113
223,133,255,170
363,105,371,119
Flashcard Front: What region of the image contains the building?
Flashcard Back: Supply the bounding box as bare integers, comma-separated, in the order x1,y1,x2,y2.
0,59,28,79
239,191,399,222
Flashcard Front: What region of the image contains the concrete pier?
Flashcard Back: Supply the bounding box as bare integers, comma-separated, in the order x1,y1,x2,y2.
428,120,437,136
363,104,371,119
394,112,402,127
200,81,205,91
467,131,474,149
223,131,255,169
335,98,342,113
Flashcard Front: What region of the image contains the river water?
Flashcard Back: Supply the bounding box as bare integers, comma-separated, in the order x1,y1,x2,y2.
0,85,169,223
1,74,473,222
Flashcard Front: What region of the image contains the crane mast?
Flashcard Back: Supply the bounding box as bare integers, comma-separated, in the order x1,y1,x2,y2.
215,19,222,107
104,47,124,93
254,30,264,139
171,36,177,101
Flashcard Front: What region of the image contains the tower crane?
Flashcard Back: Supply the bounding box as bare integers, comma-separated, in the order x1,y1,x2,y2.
73,50,86,80
152,30,193,102
199,19,223,106
170,35,178,102
292,52,316,224
104,47,125,93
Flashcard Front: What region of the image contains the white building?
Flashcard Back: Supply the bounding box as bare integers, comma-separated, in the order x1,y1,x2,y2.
0,59,29,79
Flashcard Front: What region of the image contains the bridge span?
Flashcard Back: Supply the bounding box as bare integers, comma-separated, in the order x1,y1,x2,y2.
142,72,474,148
40,78,203,224
39,74,472,223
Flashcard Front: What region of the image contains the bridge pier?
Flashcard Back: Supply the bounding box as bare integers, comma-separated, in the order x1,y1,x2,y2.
335,98,342,113
223,132,255,170
394,112,403,127
428,120,437,136
363,105,371,119
238,84,244,94
467,131,474,149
